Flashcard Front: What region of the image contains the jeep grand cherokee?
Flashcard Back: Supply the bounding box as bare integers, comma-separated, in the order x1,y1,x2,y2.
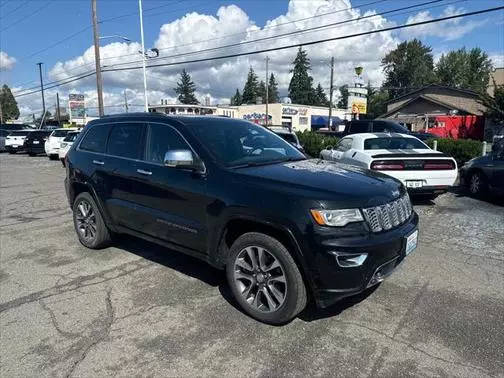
65,113,418,324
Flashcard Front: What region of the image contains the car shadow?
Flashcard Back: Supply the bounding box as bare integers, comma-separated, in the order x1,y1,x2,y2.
449,186,504,207
113,234,380,325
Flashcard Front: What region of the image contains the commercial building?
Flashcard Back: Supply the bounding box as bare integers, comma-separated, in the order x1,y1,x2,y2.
488,67,504,96
148,101,349,132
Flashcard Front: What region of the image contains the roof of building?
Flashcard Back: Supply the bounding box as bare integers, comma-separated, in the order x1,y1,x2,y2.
386,84,480,105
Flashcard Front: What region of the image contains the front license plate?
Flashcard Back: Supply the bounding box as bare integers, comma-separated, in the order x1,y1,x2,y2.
405,230,418,255
406,180,423,188
12,145,19,148
33,141,39,144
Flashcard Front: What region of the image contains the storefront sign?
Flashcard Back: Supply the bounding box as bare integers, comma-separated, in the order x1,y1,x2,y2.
282,107,298,115
69,94,85,119
243,113,272,125
298,108,308,116
349,97,367,114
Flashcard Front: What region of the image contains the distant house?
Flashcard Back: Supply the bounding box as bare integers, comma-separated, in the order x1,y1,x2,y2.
380,84,487,140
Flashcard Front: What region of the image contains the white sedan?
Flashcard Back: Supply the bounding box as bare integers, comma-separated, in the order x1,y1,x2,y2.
320,133,457,198
58,131,81,166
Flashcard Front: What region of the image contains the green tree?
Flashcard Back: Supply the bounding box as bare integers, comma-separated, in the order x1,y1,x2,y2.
479,81,504,124
288,47,315,105
364,82,389,119
0,84,20,121
258,80,267,104
173,69,199,104
314,83,328,106
242,67,259,104
382,39,434,98
435,47,493,93
230,88,242,106
268,73,280,103
337,85,349,109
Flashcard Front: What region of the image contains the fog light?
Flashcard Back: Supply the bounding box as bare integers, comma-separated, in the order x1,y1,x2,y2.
333,252,368,268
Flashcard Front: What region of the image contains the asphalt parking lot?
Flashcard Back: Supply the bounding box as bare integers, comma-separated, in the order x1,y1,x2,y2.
0,152,503,377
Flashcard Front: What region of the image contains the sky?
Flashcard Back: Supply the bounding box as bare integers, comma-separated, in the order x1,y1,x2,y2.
0,0,503,119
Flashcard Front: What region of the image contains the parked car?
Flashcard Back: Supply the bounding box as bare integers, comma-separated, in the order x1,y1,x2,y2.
459,138,504,197
0,123,32,131
0,129,9,152
320,133,457,199
330,119,438,141
25,130,53,156
45,128,78,160
268,126,304,152
66,113,419,324
58,131,80,166
4,130,33,154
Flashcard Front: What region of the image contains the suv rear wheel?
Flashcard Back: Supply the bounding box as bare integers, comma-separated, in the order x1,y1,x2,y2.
226,232,307,324
73,192,111,249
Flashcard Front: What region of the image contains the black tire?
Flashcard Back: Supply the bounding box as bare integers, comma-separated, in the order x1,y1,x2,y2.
60,159,66,167
226,232,307,324
49,154,58,161
72,192,111,249
28,152,36,157
468,171,487,197
8,151,16,154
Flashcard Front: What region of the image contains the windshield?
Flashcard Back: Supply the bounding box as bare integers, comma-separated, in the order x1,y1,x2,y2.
8,131,30,137
63,132,79,142
364,137,428,150
276,133,297,144
51,129,70,137
189,120,305,167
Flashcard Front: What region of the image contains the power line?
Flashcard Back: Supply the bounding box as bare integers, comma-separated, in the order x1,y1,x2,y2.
99,0,198,23
0,0,30,19
0,0,51,32
13,5,504,98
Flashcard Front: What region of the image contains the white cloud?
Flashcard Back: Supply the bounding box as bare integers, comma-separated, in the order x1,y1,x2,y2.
0,51,16,71
402,5,487,41
17,0,403,116
489,54,504,68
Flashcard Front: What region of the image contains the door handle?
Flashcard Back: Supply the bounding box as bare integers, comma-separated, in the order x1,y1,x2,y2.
136,169,152,176
92,160,104,165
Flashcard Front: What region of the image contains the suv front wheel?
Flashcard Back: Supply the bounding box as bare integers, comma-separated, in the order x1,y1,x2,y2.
226,232,307,324
73,192,111,249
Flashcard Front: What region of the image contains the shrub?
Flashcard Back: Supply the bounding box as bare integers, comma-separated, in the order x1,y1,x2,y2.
296,131,339,157
425,138,483,166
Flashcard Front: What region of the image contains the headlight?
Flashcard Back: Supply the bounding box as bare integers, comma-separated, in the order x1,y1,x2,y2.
310,208,364,227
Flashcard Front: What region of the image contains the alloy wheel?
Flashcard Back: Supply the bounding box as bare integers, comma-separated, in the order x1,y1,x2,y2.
470,174,480,194
233,246,287,313
75,200,97,242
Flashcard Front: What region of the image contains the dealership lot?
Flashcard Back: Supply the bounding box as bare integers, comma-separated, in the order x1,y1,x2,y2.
0,153,503,377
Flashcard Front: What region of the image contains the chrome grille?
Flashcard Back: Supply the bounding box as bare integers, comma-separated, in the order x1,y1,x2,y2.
362,194,413,233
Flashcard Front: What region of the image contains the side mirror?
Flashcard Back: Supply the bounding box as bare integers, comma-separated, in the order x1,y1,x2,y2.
164,150,195,169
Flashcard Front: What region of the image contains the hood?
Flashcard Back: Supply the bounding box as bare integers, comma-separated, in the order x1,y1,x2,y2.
233,159,405,207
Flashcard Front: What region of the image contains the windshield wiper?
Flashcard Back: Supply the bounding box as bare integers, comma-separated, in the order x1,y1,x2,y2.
229,157,305,169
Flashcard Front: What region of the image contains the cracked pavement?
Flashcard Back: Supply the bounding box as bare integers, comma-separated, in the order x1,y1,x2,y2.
1,153,503,377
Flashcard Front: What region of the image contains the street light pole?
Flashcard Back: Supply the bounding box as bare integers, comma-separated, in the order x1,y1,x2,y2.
91,0,104,117
138,0,148,112
36,62,46,116
328,57,334,129
265,56,269,126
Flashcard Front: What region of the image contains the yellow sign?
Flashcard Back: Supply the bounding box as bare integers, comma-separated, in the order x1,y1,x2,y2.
351,98,367,114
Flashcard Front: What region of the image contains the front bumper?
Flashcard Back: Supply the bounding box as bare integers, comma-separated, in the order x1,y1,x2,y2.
308,212,419,308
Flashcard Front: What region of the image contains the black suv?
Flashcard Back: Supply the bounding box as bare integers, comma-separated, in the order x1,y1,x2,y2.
65,113,419,324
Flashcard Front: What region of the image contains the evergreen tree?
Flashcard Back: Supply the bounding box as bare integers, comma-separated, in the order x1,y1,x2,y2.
314,83,329,106
173,69,199,104
258,80,267,104
435,47,493,94
242,67,259,104
479,80,504,124
288,47,316,105
337,85,349,109
230,89,242,106
382,39,434,98
364,81,389,119
268,73,280,103
0,84,20,120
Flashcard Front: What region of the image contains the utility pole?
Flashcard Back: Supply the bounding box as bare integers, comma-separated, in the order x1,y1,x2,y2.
265,56,269,127
139,0,148,112
328,56,334,130
56,92,61,124
124,90,129,112
36,62,46,115
0,101,3,124
91,0,104,117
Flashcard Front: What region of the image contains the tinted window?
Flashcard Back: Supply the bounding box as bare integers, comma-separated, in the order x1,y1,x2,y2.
51,130,71,137
373,121,408,133
364,137,428,150
107,124,144,159
63,132,79,142
8,131,30,136
145,123,190,164
0,130,9,137
189,119,305,167
80,124,111,153
349,121,371,133
277,133,296,144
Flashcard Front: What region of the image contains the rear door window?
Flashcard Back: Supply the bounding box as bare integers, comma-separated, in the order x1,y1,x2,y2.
106,123,144,159
80,124,111,153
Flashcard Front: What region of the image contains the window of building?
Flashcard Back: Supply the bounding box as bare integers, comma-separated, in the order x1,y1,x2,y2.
299,117,308,125
106,123,144,159
79,124,111,153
